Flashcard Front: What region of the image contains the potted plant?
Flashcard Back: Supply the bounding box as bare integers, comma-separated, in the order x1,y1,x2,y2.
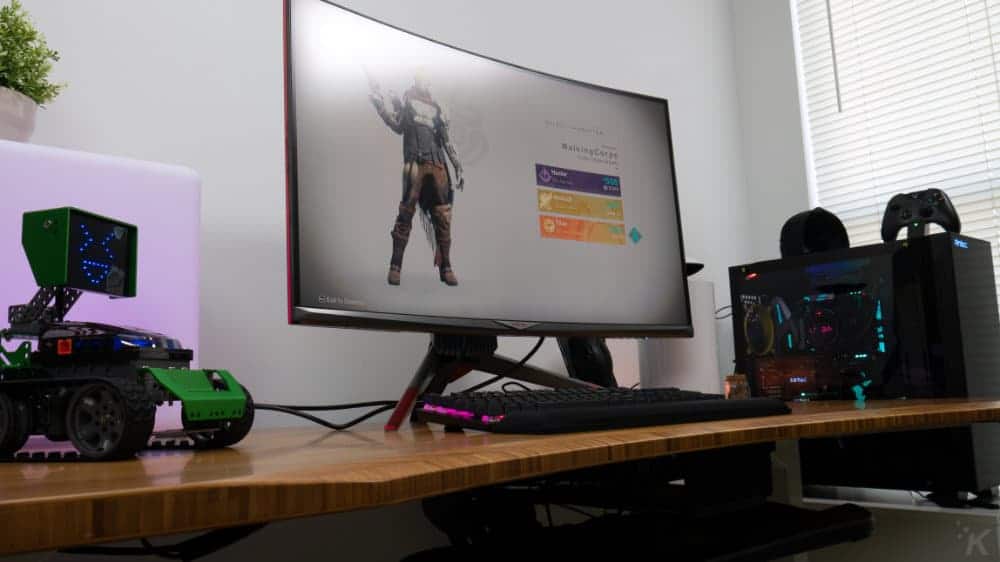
0,0,63,142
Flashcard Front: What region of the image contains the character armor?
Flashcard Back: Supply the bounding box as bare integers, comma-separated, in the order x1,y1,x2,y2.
370,75,464,287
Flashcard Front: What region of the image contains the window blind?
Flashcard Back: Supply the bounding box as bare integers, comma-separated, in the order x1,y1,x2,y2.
794,0,1000,296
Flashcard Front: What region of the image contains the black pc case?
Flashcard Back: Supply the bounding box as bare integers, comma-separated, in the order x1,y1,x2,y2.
729,233,1000,493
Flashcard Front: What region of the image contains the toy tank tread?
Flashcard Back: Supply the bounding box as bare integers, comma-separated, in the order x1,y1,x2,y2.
184,386,256,450
0,358,254,461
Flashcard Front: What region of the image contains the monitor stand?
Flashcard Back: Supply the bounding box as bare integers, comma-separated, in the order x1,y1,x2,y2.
385,334,604,431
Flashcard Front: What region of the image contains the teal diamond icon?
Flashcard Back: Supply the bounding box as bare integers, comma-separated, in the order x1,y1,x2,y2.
629,227,642,244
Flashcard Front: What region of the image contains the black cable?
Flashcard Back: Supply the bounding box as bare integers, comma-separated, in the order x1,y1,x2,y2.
255,400,396,412
714,305,733,314
256,336,547,430
256,404,396,431
463,337,546,393
463,376,502,393
545,503,554,527
502,381,531,392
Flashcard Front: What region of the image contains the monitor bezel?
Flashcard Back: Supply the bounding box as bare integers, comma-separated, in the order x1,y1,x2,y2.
283,0,693,337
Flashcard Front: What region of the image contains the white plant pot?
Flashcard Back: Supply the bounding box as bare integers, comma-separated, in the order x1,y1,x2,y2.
0,87,37,142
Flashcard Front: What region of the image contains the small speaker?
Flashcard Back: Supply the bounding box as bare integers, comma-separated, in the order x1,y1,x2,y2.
780,207,849,258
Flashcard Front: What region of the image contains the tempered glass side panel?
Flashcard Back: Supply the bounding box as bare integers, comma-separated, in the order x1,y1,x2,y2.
731,249,896,401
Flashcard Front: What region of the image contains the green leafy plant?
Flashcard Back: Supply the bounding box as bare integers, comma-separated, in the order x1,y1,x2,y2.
0,0,63,105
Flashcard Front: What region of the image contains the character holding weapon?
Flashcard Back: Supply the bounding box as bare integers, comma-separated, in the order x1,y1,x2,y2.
367,68,465,286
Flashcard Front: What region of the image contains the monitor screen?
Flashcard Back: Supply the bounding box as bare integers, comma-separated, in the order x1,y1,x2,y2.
285,0,691,335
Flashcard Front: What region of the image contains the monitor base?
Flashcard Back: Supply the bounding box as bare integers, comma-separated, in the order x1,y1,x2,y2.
384,335,599,431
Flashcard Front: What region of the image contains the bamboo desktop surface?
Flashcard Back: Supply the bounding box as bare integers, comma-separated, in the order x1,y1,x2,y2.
2,398,1000,554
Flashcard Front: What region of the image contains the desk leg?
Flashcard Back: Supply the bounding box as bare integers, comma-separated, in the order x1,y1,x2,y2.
772,439,809,562
772,439,803,506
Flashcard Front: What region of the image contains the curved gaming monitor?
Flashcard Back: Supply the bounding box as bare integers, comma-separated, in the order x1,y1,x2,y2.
284,0,691,337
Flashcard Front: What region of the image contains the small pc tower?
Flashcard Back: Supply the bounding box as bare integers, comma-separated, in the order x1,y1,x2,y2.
729,233,1000,494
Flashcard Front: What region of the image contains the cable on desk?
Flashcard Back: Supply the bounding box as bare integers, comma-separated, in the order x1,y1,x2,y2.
464,337,546,393
254,403,397,431
252,338,546,431
257,400,397,411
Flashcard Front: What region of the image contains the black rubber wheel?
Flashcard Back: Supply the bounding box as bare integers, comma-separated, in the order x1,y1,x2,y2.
0,393,30,457
65,382,154,461
186,386,255,450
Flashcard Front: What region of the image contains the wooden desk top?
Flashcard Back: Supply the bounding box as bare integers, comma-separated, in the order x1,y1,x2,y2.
3,398,1000,554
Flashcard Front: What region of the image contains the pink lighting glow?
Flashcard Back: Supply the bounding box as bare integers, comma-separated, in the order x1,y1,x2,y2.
421,404,505,424
0,141,201,434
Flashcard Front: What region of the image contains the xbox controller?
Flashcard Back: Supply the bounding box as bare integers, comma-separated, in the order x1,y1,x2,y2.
880,188,960,242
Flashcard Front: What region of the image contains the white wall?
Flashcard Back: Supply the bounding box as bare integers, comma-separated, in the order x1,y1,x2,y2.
13,0,754,559
703,0,812,376
731,0,811,263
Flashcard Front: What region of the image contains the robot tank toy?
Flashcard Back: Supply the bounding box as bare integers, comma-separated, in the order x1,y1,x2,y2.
0,207,253,460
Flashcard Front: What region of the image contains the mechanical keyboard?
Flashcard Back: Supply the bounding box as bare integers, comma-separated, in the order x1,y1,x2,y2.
415,387,790,434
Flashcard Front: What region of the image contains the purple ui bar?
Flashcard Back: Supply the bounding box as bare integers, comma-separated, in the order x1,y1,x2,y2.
535,164,621,197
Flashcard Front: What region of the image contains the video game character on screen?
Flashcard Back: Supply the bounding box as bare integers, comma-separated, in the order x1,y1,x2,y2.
367,67,465,287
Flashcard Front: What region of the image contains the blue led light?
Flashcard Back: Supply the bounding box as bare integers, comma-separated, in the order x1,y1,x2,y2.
875,300,883,321
80,258,111,285
954,238,969,249
76,222,121,287
115,336,154,349
878,342,886,353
